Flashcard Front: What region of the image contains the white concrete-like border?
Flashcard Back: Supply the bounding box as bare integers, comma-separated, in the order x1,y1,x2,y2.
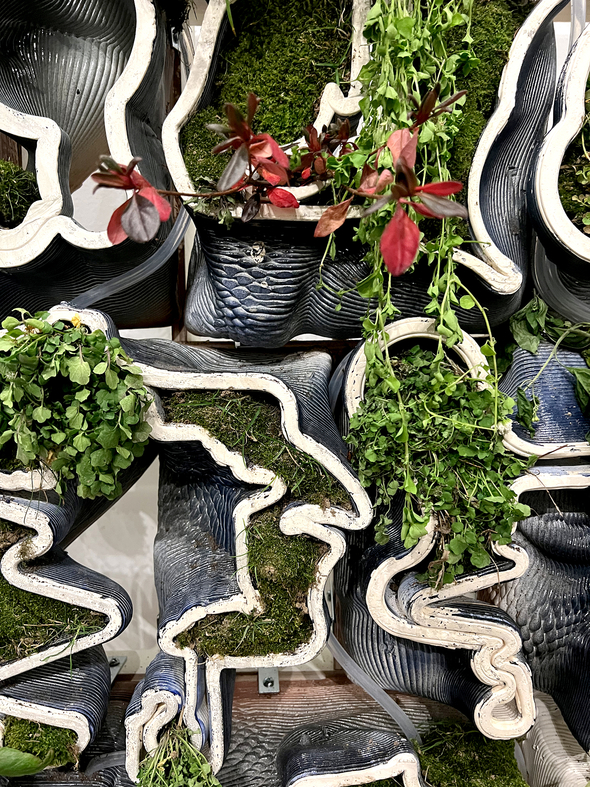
0,0,158,266
344,317,534,739
126,357,373,774
0,702,90,758
461,0,569,295
125,690,183,781
0,496,127,682
285,751,423,787
533,21,590,270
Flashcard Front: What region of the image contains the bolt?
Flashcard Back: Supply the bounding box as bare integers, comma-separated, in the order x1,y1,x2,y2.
263,677,274,688
109,657,120,667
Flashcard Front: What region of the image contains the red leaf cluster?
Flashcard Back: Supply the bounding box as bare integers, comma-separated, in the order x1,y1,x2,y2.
91,157,171,244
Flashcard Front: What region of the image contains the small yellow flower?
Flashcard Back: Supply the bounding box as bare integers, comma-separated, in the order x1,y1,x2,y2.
71,313,82,328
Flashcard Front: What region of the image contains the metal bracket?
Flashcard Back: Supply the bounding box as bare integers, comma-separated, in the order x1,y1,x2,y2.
109,655,127,684
258,667,280,694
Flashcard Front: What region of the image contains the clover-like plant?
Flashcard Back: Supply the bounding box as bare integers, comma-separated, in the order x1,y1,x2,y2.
0,311,152,499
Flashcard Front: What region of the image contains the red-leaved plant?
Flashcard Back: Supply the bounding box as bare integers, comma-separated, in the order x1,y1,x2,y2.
314,84,468,276
92,157,172,244
94,86,466,277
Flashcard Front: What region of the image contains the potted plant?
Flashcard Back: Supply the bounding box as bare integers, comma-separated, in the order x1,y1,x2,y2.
143,0,566,346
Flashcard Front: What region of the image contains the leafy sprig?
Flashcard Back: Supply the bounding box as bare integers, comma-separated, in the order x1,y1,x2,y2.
0,311,152,499
137,722,221,787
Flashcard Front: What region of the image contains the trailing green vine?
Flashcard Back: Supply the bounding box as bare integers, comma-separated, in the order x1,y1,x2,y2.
0,311,152,499
339,0,535,585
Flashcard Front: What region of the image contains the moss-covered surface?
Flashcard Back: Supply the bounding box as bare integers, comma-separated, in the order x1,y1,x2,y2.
0,160,40,229
416,721,527,787
161,390,350,509
166,388,350,657
0,519,107,664
558,80,590,228
180,0,352,184
446,0,535,184
3,717,77,768
177,503,326,657
349,721,527,787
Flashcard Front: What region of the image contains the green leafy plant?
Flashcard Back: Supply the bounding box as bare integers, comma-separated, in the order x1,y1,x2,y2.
347,344,532,584
137,721,222,787
0,310,152,499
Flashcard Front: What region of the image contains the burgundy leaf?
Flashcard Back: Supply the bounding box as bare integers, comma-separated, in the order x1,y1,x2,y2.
254,133,290,168
92,172,128,192
241,192,261,222
138,186,172,221
302,167,312,180
224,102,249,141
360,193,393,218
256,159,288,186
267,188,299,208
314,198,352,237
399,132,417,169
107,198,131,244
432,89,467,116
211,136,242,156
413,83,440,126
401,198,439,219
387,129,412,164
217,144,249,191
395,161,418,195
359,162,378,193
418,192,469,219
249,139,273,159
381,206,420,276
416,180,463,197
120,193,161,243
314,155,327,175
375,169,394,193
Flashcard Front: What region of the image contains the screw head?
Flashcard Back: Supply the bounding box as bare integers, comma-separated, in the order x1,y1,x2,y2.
109,657,120,667
263,677,274,687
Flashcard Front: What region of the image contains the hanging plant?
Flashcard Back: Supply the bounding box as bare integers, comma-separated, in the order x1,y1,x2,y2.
0,311,152,499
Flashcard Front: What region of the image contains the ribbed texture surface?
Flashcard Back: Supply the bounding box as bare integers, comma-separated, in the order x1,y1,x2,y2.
482,510,590,751
155,442,254,628
479,18,557,277
0,646,111,741
185,216,520,347
217,679,426,787
276,721,420,787
334,527,491,720
499,342,590,443
126,652,186,721
0,0,135,189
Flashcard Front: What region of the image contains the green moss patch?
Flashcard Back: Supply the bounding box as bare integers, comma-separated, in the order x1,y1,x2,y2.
558,81,590,228
180,0,352,184
177,503,325,657
349,721,526,787
0,520,106,664
3,717,77,768
0,160,40,229
164,389,351,658
416,721,527,787
161,390,350,509
446,0,535,184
